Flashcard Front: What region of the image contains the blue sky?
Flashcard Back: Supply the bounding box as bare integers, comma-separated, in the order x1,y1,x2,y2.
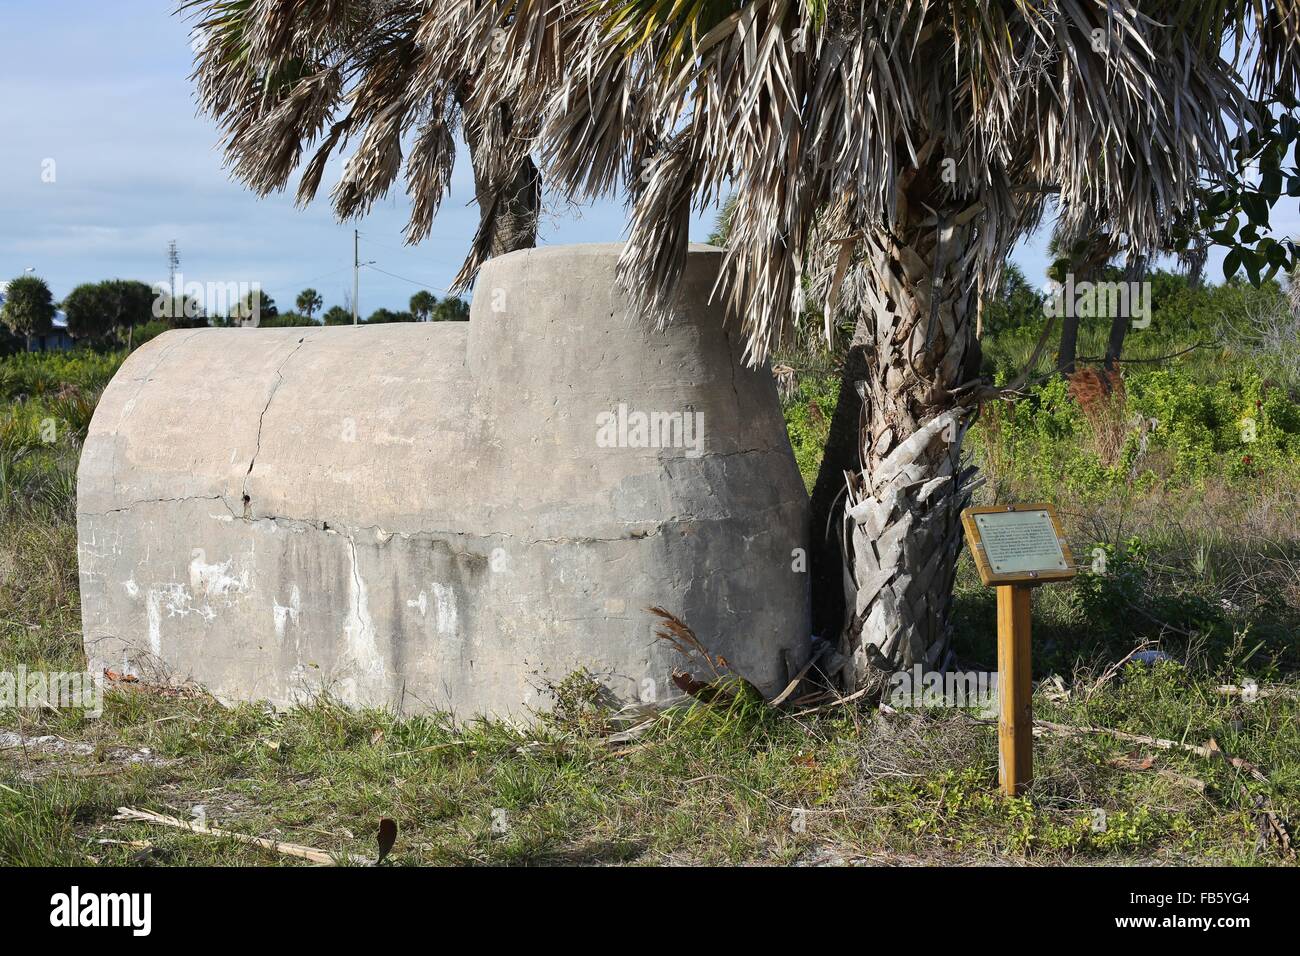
0,2,1280,316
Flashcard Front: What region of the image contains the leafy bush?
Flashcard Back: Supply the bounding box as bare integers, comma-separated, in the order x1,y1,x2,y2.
968,364,1300,499
1128,366,1300,481
780,371,838,490
0,351,124,400
0,352,121,518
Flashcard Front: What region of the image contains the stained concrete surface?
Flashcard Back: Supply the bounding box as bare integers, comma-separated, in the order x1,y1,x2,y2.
77,244,810,718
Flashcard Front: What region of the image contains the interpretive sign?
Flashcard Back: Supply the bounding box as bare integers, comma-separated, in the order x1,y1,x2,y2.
961,504,1075,586
960,503,1077,796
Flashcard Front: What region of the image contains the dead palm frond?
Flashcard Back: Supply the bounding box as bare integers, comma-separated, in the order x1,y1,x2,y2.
180,0,554,288
648,605,726,678
498,0,1296,363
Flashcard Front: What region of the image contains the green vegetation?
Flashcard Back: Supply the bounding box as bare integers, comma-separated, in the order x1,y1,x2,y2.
5,272,470,354
1,646,1296,866
59,280,162,345
0,351,122,517
780,370,838,490
410,290,436,322
365,307,416,324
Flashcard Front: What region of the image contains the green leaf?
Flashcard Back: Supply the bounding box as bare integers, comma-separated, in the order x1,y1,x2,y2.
1210,190,1236,215
1244,249,1263,286
1241,192,1270,226
1265,240,1290,268
1223,248,1241,280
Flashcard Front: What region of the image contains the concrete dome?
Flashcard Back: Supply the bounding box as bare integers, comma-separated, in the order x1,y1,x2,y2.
77,244,811,718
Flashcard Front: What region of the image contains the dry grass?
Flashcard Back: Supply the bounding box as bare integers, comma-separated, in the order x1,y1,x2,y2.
1066,368,1129,466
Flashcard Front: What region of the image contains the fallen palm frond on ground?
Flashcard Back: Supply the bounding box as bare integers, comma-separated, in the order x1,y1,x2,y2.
114,807,372,866
650,606,838,711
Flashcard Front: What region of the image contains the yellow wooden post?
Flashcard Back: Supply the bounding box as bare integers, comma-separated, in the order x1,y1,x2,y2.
996,583,1034,796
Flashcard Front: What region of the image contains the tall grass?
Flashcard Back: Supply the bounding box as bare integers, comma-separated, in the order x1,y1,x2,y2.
0,352,115,519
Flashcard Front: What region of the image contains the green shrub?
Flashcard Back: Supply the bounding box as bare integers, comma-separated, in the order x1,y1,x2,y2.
0,352,118,518
967,364,1300,499
780,371,838,491
0,350,124,400
1128,366,1300,481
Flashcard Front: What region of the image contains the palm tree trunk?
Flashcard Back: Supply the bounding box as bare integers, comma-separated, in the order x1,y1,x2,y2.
458,93,541,262
468,142,541,256
838,196,982,690
1103,254,1146,373
1058,239,1114,377
1056,313,1080,375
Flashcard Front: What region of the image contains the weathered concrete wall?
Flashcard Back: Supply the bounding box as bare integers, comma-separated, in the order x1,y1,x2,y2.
77,243,810,719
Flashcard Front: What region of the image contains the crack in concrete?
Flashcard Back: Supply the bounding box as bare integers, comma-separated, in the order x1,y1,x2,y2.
82,493,801,552
242,334,312,513
86,494,231,517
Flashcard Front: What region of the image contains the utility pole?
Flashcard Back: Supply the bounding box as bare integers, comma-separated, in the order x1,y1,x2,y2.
352,229,360,325
167,241,179,290
167,240,180,321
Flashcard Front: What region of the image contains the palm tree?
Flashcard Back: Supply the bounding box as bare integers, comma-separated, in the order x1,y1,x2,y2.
519,0,1300,688
1047,216,1119,376
409,289,437,321
181,0,547,289
296,288,324,321
1,275,55,350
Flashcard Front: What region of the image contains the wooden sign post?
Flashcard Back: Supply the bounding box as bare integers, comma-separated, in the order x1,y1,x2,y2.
960,504,1076,797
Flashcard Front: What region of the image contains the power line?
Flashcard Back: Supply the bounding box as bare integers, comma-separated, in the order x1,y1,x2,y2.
362,263,453,296
354,231,426,258
277,263,351,292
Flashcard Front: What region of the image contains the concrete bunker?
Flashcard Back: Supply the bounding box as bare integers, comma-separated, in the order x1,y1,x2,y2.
76,244,811,718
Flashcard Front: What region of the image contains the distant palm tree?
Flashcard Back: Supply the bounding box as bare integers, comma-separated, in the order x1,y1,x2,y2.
1,275,55,350
409,290,436,322
296,288,324,321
